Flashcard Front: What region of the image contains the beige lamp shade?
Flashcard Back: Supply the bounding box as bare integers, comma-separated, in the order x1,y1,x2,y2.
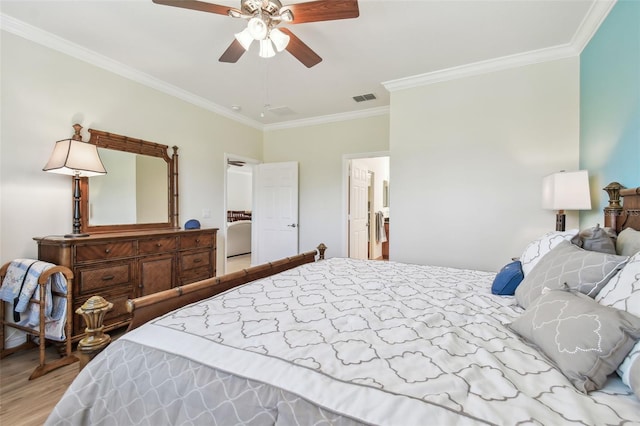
43,138,106,177
542,170,591,210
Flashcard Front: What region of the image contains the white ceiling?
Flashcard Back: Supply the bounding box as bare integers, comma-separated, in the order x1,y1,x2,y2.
0,0,611,129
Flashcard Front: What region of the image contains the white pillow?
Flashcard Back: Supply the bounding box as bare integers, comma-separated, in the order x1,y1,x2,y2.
616,227,640,256
596,251,640,395
520,229,578,276
618,342,640,399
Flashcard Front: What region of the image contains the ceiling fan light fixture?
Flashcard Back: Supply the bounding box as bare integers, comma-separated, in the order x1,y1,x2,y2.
247,15,268,40
234,28,254,50
259,39,276,58
228,8,243,18
279,9,294,22
269,28,290,52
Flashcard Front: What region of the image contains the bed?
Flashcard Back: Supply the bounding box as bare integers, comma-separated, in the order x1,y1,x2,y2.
47,183,640,425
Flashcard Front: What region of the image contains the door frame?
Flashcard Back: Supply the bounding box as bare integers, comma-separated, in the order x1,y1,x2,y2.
223,153,259,275
342,151,390,258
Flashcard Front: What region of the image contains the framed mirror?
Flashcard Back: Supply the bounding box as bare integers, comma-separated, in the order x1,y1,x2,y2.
78,128,179,234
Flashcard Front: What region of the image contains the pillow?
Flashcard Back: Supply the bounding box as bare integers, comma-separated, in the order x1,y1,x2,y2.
514,241,628,308
509,290,640,392
596,251,640,394
596,251,640,315
616,227,640,256
491,260,524,295
520,230,577,276
618,342,640,399
571,224,616,254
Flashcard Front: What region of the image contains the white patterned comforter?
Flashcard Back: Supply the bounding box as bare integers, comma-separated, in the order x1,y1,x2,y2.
48,258,640,425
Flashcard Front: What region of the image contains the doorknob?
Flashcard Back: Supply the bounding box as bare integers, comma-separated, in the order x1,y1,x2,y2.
287,223,297,228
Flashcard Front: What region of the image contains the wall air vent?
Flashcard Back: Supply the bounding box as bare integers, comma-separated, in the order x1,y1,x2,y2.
352,93,377,103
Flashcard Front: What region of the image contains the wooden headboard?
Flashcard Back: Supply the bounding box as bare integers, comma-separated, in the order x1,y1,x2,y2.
227,210,252,222
603,182,640,232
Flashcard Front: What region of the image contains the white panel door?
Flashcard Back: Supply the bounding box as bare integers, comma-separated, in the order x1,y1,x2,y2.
349,160,369,259
254,162,299,264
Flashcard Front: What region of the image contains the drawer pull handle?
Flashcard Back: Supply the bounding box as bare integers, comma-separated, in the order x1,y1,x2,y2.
195,239,201,244
105,248,111,254
102,275,115,281
156,243,162,248
193,259,202,263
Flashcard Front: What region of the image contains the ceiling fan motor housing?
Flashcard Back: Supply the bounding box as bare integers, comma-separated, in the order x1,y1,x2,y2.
241,0,283,17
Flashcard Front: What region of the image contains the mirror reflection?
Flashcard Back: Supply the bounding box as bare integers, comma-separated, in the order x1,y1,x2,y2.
89,148,168,225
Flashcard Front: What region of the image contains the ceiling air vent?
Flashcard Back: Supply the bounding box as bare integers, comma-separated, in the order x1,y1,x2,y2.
267,105,296,116
352,93,377,103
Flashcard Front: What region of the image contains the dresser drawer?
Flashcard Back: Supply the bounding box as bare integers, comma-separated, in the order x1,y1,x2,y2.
180,250,211,271
180,233,213,250
76,241,135,262
139,237,177,255
179,267,212,285
77,262,134,295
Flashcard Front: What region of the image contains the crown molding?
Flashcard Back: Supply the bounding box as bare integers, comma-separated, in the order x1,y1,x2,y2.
263,106,390,132
1,0,615,130
0,13,263,130
383,0,616,92
570,0,616,53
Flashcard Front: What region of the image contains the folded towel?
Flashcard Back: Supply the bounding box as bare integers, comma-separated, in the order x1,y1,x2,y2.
375,211,387,243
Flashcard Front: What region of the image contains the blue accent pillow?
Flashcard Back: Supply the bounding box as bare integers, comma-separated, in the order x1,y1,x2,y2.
184,219,201,230
491,260,524,295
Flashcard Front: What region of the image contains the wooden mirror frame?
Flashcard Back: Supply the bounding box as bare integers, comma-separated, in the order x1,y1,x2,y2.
78,128,179,234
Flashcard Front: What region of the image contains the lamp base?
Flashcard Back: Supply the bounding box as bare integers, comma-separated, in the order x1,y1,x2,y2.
64,233,90,238
555,211,566,232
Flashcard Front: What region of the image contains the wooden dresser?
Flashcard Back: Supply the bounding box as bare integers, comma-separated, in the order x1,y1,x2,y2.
34,228,217,340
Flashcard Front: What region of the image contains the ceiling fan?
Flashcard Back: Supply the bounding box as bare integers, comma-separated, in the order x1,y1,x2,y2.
152,0,359,68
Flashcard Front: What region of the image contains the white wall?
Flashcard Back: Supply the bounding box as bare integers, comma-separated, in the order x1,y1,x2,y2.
263,116,390,257
390,57,581,271
1,31,585,275
0,32,263,271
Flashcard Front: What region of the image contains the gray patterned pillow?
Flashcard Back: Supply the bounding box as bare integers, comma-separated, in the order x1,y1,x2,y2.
571,224,616,254
509,290,640,392
515,241,628,308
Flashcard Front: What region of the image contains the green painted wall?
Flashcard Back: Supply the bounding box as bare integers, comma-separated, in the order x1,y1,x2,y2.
580,0,640,226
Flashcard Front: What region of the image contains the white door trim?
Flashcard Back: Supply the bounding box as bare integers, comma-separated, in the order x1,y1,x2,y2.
223,153,259,275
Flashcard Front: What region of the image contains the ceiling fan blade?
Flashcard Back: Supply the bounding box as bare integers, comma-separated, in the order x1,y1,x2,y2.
152,0,231,16
279,28,322,68
219,39,246,63
284,0,359,24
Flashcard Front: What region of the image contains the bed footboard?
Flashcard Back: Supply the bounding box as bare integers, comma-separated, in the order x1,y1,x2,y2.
126,244,326,331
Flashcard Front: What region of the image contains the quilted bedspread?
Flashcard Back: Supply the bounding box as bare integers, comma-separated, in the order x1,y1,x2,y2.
48,258,640,425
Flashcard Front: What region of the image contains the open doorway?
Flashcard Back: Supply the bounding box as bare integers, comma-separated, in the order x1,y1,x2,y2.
224,155,257,274
346,154,390,260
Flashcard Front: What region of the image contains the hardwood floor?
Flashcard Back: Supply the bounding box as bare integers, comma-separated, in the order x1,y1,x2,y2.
0,344,78,425
226,254,251,274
